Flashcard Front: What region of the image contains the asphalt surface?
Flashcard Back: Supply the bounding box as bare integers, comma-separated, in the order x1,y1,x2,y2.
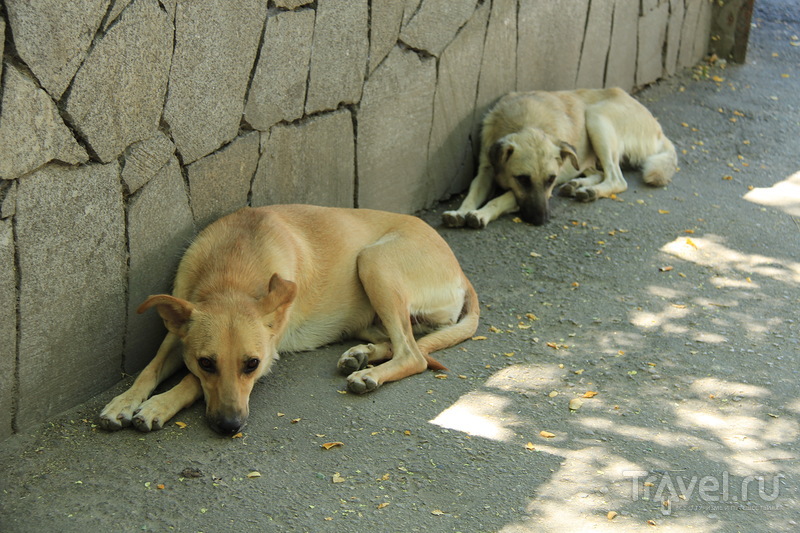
1,2,799,532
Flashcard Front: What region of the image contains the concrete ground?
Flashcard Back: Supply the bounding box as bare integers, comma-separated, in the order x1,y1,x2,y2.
1,2,798,532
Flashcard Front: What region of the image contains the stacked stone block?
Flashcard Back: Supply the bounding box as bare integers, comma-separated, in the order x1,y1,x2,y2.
0,0,713,439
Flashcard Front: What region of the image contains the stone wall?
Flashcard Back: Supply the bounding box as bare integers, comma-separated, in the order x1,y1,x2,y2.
0,0,713,438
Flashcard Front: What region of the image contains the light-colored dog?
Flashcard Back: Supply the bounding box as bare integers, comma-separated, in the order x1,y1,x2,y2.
100,205,479,435
443,88,677,227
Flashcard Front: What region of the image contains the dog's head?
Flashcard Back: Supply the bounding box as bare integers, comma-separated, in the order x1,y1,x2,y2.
490,128,578,225
138,273,297,435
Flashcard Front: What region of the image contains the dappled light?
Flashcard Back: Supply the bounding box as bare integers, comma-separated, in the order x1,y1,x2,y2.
661,234,800,286
743,171,800,217
429,390,517,441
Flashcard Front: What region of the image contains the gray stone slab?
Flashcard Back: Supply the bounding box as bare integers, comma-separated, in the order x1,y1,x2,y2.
125,157,195,374
274,0,312,7
103,0,133,30
0,63,88,181
517,0,589,91
606,0,639,90
694,0,713,64
665,0,686,76
399,0,477,57
369,0,406,73
305,0,369,114
245,10,315,130
188,131,260,230
0,18,5,83
357,47,436,213
403,0,423,26
637,1,670,86
679,0,703,68
164,0,266,163
575,0,614,89
5,0,110,100
65,0,172,163
252,110,354,208
1,181,16,219
16,162,126,427
0,219,15,440
121,132,175,195
476,0,517,113
427,2,488,204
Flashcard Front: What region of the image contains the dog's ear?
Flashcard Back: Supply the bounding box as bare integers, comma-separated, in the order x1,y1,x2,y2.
559,141,579,170
138,295,194,337
489,140,514,174
259,273,297,316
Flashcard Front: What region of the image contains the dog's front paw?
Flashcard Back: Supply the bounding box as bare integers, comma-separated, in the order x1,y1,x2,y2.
131,398,168,432
465,211,487,229
442,210,466,228
346,371,380,394
99,393,144,431
575,187,598,202
558,182,578,197
337,344,372,375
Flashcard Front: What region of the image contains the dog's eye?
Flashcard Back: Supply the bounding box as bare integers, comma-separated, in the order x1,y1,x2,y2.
514,174,531,186
244,358,260,374
198,357,216,373
546,174,557,186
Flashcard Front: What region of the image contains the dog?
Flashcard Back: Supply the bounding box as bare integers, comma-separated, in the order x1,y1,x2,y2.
442,88,677,227
99,205,479,435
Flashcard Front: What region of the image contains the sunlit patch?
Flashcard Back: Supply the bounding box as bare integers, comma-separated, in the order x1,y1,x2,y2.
429,391,516,441
743,171,800,216
661,234,800,285
689,378,769,398
485,364,563,393
630,304,690,329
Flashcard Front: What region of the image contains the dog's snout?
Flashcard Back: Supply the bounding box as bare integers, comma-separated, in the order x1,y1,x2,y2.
209,414,246,435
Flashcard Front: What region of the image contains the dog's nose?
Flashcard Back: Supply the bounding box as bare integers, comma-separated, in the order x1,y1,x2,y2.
209,415,245,435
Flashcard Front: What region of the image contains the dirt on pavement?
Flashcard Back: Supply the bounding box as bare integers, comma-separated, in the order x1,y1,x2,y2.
1,2,799,532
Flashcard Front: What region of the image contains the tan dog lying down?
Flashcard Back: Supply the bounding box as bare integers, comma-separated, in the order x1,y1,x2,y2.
443,88,677,227
100,205,479,435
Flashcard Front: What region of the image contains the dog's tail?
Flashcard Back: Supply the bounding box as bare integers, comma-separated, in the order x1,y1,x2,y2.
422,277,481,371
642,137,678,187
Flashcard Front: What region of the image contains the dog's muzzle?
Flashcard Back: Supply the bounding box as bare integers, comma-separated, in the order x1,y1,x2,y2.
208,413,246,435
518,199,550,225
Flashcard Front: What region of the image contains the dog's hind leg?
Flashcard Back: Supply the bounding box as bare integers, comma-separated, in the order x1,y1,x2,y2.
346,236,479,393
99,332,185,430
580,111,628,202
338,324,392,375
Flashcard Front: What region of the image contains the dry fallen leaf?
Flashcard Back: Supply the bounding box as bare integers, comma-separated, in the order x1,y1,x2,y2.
540,431,556,438
246,471,261,478
607,511,618,520
321,442,344,450
157,483,165,490
659,265,673,272
377,502,390,509
658,209,670,214
525,442,536,451
647,519,657,526
431,510,445,516
434,374,448,379
472,335,487,341
291,418,301,424
583,391,598,398
378,473,391,481
175,421,188,429
332,472,345,484
686,238,698,249
569,398,584,411
232,432,243,439
488,326,502,333
548,391,559,398
404,430,411,436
